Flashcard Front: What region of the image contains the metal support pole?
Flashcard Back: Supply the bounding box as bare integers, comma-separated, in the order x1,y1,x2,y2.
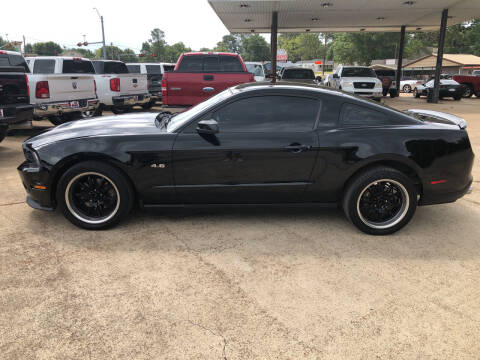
430,8,448,103
101,15,107,60
270,11,278,83
395,25,406,97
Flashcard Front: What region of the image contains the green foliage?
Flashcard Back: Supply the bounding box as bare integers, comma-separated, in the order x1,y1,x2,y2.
64,48,95,58
241,35,270,61
94,45,137,61
32,42,63,56
0,36,17,51
140,28,167,61
164,42,192,63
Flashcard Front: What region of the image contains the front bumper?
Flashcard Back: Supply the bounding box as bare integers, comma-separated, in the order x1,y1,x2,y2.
0,104,34,125
18,161,55,211
344,87,383,98
34,98,98,117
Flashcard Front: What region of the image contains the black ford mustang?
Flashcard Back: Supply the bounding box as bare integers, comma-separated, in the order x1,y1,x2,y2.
18,83,474,235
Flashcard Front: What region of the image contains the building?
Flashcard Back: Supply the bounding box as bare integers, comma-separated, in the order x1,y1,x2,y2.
403,53,480,76
295,60,335,73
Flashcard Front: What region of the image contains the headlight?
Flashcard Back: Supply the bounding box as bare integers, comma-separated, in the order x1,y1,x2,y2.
342,81,354,88
374,82,382,89
23,145,41,169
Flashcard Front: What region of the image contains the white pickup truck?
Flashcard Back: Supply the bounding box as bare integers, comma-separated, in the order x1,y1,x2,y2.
330,66,383,100
25,56,98,125
92,60,150,115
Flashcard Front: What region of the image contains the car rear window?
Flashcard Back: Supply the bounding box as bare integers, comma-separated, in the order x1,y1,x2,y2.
127,64,141,73
62,59,95,74
34,59,55,74
163,65,174,72
282,68,314,80
177,55,244,73
342,67,377,77
375,70,395,77
341,103,393,127
0,54,30,73
146,65,161,74
104,61,128,74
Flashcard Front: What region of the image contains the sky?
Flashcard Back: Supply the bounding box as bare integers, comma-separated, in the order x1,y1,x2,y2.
1,0,232,52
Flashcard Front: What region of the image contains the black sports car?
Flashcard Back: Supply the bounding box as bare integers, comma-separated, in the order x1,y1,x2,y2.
413,79,464,100
18,83,474,235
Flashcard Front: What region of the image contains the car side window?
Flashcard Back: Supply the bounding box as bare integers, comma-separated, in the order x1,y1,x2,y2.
341,103,392,127
212,95,321,132
33,59,55,74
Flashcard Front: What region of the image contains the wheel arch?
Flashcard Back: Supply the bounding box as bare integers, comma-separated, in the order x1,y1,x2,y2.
50,153,137,205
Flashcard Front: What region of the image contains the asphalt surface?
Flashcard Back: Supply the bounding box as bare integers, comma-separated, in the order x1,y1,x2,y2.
1,96,479,359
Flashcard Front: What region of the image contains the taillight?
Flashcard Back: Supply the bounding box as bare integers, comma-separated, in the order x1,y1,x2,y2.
94,79,97,97
25,74,30,96
35,81,50,99
110,78,120,92
161,78,167,98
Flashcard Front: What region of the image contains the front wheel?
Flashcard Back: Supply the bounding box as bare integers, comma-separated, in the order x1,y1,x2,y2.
111,106,132,114
462,84,473,98
402,84,411,93
342,167,417,235
56,161,134,230
142,100,156,110
413,88,421,98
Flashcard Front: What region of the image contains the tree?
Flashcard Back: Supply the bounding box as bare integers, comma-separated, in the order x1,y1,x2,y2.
164,42,191,63
215,34,243,53
95,45,124,60
63,47,95,58
241,34,270,61
24,43,33,54
32,42,63,56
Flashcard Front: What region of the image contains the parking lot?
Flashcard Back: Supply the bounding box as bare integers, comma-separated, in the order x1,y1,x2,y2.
1,95,479,358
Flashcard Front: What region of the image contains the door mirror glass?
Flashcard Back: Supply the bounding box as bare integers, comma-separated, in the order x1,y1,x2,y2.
332,73,339,79
196,119,219,134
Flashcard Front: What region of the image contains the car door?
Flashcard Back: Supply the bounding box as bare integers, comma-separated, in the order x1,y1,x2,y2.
172,93,321,204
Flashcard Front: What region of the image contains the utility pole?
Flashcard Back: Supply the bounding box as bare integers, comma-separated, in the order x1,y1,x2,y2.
94,8,107,59
23,35,26,55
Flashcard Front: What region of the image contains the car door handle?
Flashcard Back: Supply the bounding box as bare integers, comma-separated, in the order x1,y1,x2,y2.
284,144,311,153
204,75,214,81
203,87,215,92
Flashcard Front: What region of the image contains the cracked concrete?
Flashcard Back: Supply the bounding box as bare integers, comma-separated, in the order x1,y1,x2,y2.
1,98,480,359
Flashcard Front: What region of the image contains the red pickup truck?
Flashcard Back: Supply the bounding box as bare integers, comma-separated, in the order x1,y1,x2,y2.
162,52,254,106
452,74,480,98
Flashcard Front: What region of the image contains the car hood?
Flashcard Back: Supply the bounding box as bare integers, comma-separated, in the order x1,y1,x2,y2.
280,78,317,84
28,112,166,148
405,109,467,129
341,77,381,83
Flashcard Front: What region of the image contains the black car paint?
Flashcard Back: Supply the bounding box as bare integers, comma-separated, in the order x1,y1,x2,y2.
18,84,474,211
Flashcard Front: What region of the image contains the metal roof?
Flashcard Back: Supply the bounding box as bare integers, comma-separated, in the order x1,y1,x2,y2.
404,53,480,68
208,0,480,33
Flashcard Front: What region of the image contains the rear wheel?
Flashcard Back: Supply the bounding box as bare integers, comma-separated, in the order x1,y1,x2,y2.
342,167,417,235
402,84,411,93
56,161,134,230
49,112,82,126
454,95,462,101
111,106,132,115
413,88,421,98
93,104,104,117
462,84,474,98
141,100,156,110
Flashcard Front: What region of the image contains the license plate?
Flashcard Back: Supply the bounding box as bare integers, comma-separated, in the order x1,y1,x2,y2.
70,101,80,108
449,88,455,92
0,109,3,118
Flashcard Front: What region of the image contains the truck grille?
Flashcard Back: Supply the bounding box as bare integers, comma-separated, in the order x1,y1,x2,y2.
353,82,375,89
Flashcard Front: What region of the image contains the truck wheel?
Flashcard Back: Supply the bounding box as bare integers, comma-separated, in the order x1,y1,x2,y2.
112,106,131,115
342,167,417,235
0,126,7,143
475,91,480,98
56,161,134,230
389,89,398,98
141,100,155,110
454,95,462,101
462,84,474,98
49,116,63,126
93,104,104,117
413,88,421,98
382,89,388,97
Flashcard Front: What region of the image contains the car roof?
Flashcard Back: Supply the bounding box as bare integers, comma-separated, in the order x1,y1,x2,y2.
235,82,351,98
282,67,312,70
26,56,90,61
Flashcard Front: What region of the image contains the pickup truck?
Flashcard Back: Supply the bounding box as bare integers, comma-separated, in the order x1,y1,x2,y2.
330,66,383,100
0,51,33,142
126,62,175,108
25,56,98,125
162,52,254,106
452,74,480,98
92,60,150,115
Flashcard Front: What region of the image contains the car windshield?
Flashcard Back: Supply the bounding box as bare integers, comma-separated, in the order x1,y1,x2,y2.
282,68,314,79
166,88,236,132
246,63,264,77
342,67,376,77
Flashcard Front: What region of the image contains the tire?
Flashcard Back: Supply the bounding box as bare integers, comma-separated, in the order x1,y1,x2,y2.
413,88,421,98
462,84,473,98
475,91,480,98
454,95,462,101
382,89,388,97
342,167,417,235
389,89,398,98
93,104,104,117
56,161,134,230
49,112,81,126
111,106,132,115
402,84,411,93
141,100,155,110
0,126,7,143
48,116,63,126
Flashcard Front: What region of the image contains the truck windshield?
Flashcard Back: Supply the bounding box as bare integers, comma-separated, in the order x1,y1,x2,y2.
146,65,161,74
282,68,314,79
0,54,30,73
127,65,141,73
167,88,235,132
342,67,377,77
62,60,95,74
93,61,128,74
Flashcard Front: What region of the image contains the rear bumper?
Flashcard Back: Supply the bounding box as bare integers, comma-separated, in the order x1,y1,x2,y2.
34,98,98,117
112,93,151,106
18,161,55,210
420,178,473,206
0,104,34,125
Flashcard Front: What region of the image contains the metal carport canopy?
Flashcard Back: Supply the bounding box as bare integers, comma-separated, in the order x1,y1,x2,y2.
208,0,480,33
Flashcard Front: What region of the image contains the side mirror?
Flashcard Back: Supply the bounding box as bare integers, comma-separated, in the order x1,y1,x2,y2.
196,119,219,135
315,76,322,82
332,73,339,79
